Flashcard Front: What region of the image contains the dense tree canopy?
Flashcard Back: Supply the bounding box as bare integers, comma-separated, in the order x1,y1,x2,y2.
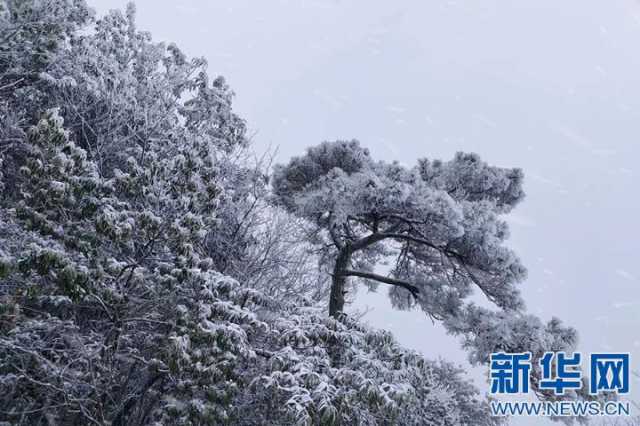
0,0,616,424
0,1,507,425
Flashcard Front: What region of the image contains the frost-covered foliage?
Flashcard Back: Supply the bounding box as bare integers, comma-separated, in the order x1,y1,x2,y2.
0,1,503,425
273,141,527,316
244,303,499,426
0,117,493,424
224,205,329,303
273,140,601,417
1,0,263,272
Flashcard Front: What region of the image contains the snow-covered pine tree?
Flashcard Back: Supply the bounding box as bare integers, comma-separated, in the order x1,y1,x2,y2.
272,139,601,413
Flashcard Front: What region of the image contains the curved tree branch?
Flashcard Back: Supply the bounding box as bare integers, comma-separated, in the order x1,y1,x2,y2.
341,269,419,298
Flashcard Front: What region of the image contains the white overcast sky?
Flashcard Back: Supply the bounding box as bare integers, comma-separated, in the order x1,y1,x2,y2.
93,1,640,424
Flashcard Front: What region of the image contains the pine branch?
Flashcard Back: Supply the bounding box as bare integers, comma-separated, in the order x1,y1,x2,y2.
341,269,419,298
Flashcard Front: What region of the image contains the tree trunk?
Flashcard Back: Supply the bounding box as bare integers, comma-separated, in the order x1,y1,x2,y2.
329,246,351,317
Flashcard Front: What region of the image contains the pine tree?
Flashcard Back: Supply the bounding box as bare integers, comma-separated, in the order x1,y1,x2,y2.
273,139,598,411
